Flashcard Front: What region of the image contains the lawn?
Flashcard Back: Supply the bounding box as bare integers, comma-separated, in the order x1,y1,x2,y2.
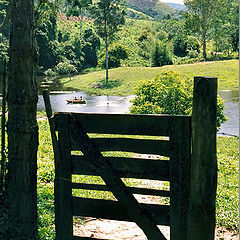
58,59,239,96
36,119,239,239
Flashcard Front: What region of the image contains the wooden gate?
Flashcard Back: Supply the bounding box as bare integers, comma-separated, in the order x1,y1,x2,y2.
43,76,217,240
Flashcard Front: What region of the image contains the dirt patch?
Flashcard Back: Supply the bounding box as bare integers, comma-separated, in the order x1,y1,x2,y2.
74,218,238,240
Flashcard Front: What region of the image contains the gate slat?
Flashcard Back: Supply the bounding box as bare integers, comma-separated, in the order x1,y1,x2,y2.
71,156,170,181
71,137,172,156
72,197,170,226
54,112,173,136
72,183,170,197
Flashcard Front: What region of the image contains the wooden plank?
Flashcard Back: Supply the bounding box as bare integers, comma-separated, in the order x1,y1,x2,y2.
71,137,172,157
55,114,73,240
68,115,167,240
169,117,191,240
71,156,170,181
72,197,170,226
187,77,217,240
54,112,190,136
72,183,170,197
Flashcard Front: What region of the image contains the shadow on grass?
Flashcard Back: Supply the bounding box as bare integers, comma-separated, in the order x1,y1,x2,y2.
91,79,121,89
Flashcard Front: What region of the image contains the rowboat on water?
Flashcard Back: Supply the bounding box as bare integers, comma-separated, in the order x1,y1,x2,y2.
66,96,86,104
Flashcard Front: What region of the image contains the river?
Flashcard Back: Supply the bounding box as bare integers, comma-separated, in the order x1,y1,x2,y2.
37,90,239,136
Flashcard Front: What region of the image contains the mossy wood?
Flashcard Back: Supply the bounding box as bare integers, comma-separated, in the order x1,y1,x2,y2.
43,76,217,240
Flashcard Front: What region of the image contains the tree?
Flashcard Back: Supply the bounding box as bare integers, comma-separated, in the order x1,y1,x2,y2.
6,0,39,239
184,0,219,59
90,0,126,84
130,71,227,130
65,0,92,44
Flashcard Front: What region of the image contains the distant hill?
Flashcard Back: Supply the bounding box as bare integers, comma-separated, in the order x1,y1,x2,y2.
167,3,187,11
126,0,180,21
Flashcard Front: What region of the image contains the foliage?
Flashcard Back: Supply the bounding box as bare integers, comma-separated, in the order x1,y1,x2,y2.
90,0,126,83
151,40,173,67
55,61,78,75
130,71,227,129
98,43,129,68
44,68,57,77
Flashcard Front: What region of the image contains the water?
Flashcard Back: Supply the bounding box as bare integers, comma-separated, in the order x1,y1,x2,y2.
37,90,239,136
37,91,135,114
218,90,239,136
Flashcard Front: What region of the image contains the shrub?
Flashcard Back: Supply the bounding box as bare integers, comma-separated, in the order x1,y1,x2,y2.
99,43,129,69
151,40,173,67
130,71,227,130
172,35,188,57
186,36,200,53
44,68,57,77
55,62,78,75
187,50,199,58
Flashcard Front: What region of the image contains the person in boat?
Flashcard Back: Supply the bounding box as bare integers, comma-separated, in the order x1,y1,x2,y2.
74,96,77,100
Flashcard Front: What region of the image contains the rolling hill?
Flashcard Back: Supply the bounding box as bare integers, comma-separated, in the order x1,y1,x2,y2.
126,0,182,20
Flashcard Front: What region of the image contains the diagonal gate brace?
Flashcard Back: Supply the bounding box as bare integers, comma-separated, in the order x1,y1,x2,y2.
69,114,167,240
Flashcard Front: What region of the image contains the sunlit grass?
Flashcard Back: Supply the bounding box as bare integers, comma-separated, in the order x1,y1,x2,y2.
58,60,238,96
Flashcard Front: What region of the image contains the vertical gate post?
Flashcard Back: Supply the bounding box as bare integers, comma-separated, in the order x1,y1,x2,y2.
187,76,217,240
55,114,73,240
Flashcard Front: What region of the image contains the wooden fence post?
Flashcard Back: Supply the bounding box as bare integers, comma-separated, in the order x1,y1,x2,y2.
187,76,217,240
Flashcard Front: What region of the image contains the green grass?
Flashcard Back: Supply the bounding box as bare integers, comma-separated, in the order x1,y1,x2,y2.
35,120,239,239
216,136,239,232
58,59,239,96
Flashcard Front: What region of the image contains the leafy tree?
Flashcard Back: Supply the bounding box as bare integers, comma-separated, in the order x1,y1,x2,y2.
212,0,239,53
130,71,227,130
184,0,220,59
98,42,129,68
65,0,92,44
82,28,100,68
172,34,188,57
151,40,173,67
90,0,126,84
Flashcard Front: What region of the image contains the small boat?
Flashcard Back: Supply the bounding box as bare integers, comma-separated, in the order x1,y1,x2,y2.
66,97,86,104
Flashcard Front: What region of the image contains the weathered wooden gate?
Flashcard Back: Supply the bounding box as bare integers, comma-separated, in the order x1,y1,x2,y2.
43,76,217,240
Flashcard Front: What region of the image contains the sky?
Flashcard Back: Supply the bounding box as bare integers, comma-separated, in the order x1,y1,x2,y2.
161,0,184,4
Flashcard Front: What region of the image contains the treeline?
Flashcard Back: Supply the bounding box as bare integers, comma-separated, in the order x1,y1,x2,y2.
0,0,238,76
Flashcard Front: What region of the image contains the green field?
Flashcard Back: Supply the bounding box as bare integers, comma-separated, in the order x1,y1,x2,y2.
58,60,239,96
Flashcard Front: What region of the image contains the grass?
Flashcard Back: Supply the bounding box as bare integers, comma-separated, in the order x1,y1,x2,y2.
35,119,239,239
58,59,239,96
216,136,239,232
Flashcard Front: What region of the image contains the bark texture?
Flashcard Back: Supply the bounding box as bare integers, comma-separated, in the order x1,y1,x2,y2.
6,0,39,239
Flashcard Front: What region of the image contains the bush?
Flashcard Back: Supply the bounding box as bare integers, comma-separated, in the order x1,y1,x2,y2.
55,62,78,75
186,36,200,53
172,35,188,57
151,40,173,67
44,68,57,77
130,71,227,130
99,43,129,69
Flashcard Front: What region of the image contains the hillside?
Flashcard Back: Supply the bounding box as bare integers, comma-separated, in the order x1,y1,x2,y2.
167,3,187,11
126,0,180,20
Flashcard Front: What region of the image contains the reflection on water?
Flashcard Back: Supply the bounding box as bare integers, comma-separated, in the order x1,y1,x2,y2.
37,91,135,114
218,90,239,136
37,89,239,136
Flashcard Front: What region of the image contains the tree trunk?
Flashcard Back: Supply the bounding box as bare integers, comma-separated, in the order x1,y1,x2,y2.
6,0,39,239
104,18,109,85
202,18,207,60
